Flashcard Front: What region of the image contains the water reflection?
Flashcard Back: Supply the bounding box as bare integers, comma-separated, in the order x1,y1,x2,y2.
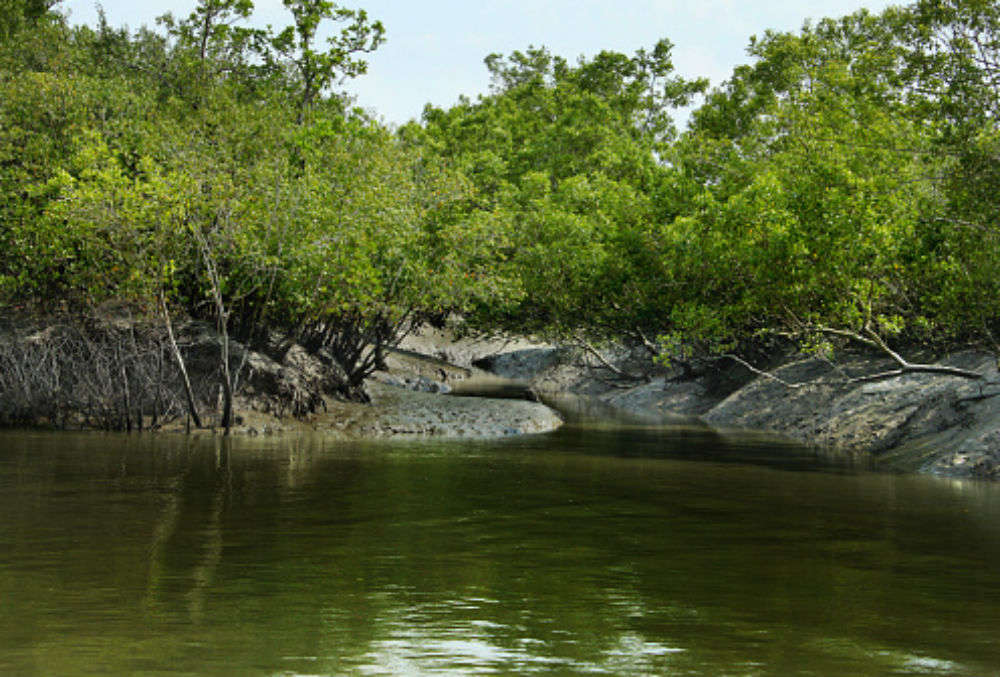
348,603,688,675
539,390,707,429
1,429,1000,675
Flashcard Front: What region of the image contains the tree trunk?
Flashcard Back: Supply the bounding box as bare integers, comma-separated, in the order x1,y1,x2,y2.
219,314,233,435
160,292,202,429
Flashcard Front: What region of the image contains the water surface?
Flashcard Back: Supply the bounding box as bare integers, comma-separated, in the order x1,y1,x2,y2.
1,425,999,675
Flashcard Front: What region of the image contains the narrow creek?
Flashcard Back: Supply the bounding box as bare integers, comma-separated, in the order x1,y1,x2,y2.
1,419,999,676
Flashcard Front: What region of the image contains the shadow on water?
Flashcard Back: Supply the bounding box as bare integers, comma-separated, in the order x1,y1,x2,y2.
450,384,877,476
546,421,874,476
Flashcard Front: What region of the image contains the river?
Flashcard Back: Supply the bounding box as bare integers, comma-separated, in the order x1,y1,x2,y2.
2,424,1000,676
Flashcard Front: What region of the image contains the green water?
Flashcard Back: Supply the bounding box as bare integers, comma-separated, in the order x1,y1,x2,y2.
2,425,1000,676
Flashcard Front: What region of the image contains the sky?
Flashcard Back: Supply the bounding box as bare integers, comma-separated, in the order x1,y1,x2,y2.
59,0,900,127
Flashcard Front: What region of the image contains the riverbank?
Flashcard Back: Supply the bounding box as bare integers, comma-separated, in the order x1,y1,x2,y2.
3,315,999,478
463,332,1000,480
0,315,565,440
381,325,1000,479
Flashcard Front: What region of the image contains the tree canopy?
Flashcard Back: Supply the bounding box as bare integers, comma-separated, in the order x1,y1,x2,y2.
2,0,999,422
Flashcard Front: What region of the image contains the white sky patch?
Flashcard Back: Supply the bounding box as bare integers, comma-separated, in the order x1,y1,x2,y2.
61,0,900,125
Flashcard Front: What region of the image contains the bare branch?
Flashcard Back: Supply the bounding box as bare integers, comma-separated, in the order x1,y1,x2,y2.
863,327,908,369
569,337,650,383
813,325,881,350
721,354,806,390
804,325,984,381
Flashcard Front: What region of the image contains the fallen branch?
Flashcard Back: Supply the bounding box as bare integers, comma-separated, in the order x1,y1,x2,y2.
571,337,650,383
713,322,986,391
813,325,984,381
721,354,806,389
812,325,880,350
634,327,662,358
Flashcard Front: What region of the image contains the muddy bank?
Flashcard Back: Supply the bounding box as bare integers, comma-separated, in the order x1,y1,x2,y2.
223,323,1000,477
7,315,999,476
309,382,561,438
468,337,1000,479
0,316,565,440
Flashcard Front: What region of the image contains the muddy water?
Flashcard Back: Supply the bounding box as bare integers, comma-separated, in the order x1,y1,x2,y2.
1,425,999,675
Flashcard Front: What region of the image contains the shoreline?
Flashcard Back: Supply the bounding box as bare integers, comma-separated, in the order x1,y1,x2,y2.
3,317,999,479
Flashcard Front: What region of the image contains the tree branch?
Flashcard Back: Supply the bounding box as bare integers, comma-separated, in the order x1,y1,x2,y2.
810,325,984,381
571,337,650,383
721,354,805,389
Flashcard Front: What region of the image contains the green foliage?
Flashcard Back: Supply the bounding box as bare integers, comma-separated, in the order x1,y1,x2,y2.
268,0,385,118
410,1,1000,355
0,0,500,396
3,0,1000,393
0,0,60,42
659,4,999,351
415,42,706,339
